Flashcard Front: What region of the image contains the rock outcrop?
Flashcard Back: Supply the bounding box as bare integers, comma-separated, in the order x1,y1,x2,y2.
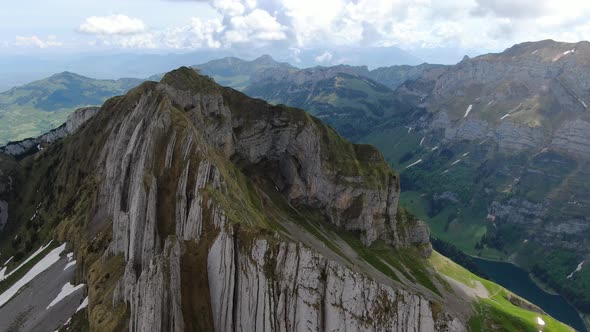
551,119,590,158
206,228,462,332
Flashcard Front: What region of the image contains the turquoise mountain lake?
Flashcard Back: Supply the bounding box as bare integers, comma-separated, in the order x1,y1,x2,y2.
472,256,586,332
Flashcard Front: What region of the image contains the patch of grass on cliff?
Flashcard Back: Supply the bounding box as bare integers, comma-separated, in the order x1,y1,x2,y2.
311,116,395,189
87,254,128,332
358,127,423,170
339,233,403,282
337,230,446,295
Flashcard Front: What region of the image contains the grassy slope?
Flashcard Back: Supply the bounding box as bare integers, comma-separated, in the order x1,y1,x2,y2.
244,73,399,140
0,72,141,145
430,251,574,332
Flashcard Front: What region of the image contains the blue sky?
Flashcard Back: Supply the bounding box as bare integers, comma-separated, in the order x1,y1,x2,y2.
2,0,590,64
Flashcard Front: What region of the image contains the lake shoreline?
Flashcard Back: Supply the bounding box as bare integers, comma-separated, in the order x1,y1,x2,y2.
465,252,562,295
468,253,587,332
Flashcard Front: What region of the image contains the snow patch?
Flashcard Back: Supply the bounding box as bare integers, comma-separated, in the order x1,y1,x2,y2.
29,203,41,221
462,152,470,157
64,260,76,271
76,296,89,313
563,49,575,55
1,241,53,281
487,100,495,106
431,146,439,151
47,282,85,309
407,127,412,134
531,49,538,55
3,256,13,266
567,261,584,279
537,316,545,326
464,104,473,118
0,243,66,307
442,169,450,174
419,137,425,147
0,267,6,280
451,159,462,166
405,159,423,169
500,113,511,120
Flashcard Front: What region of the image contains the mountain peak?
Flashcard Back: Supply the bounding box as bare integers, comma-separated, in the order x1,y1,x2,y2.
49,71,88,80
159,66,219,93
473,39,590,64
254,54,275,63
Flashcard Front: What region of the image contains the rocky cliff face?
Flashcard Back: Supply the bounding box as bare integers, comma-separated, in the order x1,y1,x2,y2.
0,67,471,331
377,40,590,315
405,40,590,157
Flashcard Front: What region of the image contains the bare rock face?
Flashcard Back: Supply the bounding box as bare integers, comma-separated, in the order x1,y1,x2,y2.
207,227,463,332
551,119,590,158
490,198,548,225
0,200,7,230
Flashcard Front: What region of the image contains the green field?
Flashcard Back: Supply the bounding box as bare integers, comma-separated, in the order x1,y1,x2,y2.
0,72,141,145
400,190,506,259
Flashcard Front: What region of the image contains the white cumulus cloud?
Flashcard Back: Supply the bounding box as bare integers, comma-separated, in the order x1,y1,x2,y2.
79,15,146,35
97,17,225,50
315,51,333,63
55,0,590,62
224,9,287,44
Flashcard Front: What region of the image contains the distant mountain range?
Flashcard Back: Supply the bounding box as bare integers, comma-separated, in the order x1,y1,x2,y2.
0,45,427,92
0,54,436,145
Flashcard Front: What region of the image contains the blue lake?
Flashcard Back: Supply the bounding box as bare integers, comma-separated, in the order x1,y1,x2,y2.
472,256,587,332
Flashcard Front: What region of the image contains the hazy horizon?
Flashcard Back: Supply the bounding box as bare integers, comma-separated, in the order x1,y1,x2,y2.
2,0,590,65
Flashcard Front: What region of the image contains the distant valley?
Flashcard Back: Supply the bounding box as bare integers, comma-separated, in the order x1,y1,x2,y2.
0,73,142,145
